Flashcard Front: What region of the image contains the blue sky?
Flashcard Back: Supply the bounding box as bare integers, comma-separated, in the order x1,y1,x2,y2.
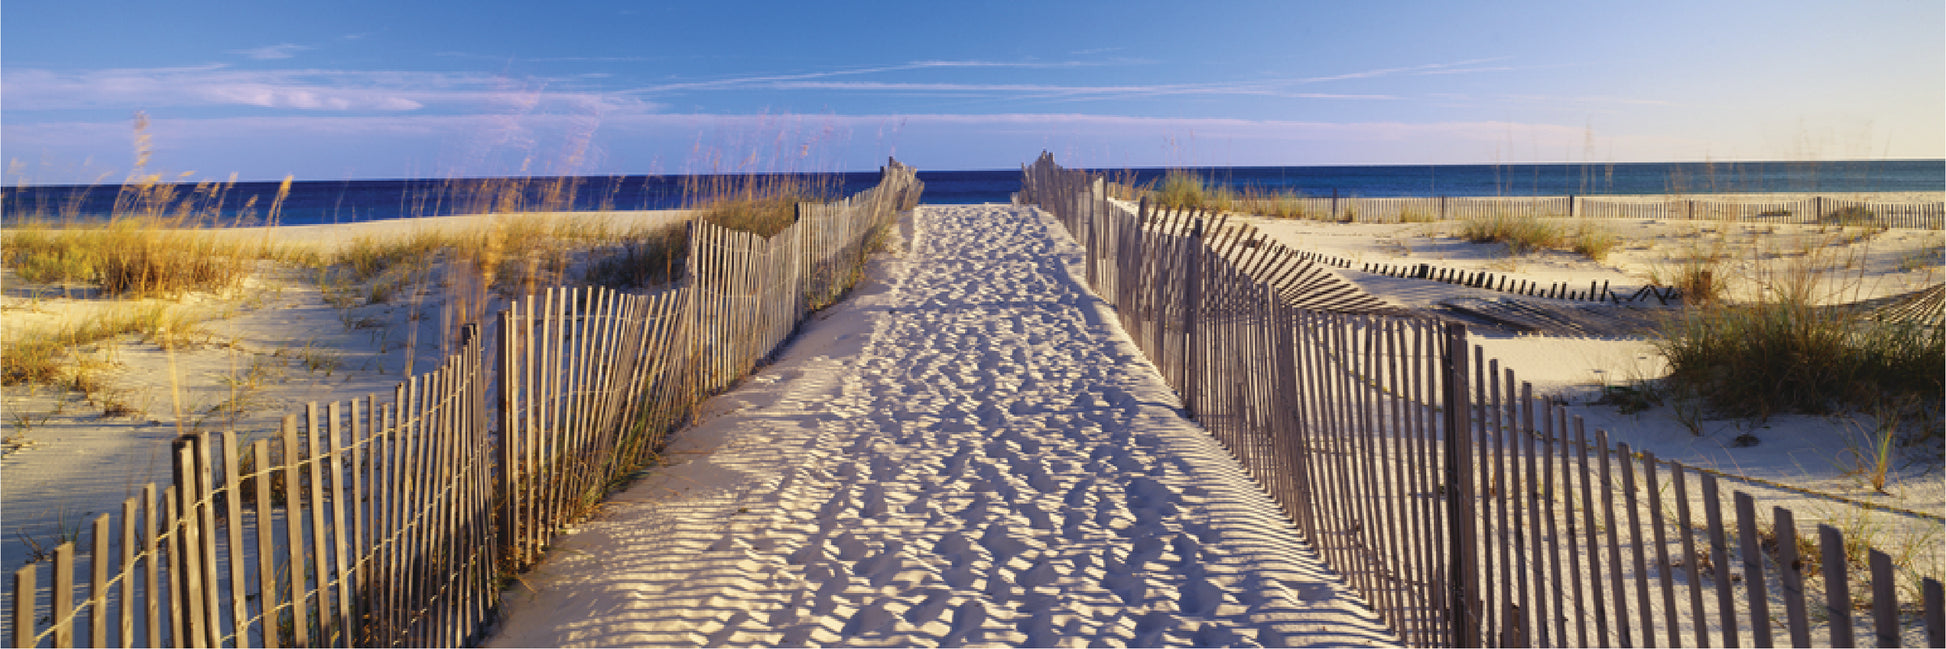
4,1,1941,183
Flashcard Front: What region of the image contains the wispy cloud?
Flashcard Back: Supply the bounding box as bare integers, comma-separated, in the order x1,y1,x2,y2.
231,43,312,60
1295,57,1514,84
1499,93,1676,108
760,80,1393,102
633,59,1122,94
2,66,660,115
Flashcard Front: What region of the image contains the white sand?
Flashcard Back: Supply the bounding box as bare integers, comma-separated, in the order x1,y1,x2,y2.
484,205,1394,647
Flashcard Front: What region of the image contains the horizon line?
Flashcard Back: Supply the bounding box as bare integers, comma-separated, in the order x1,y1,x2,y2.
4,157,1942,188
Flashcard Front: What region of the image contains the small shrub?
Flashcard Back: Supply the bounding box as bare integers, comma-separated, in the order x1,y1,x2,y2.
1459,212,1563,255
582,224,686,289
1655,300,1943,419
1594,383,1662,414
1,337,66,386
1822,205,1876,226
1152,171,1235,212
1397,208,1436,224
1568,222,1621,261
335,230,447,282
1234,186,1311,219
686,173,835,237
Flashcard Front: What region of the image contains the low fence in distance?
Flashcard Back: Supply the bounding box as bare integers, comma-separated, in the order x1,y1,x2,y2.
1027,152,1946,647
6,160,924,647
1116,189,1946,229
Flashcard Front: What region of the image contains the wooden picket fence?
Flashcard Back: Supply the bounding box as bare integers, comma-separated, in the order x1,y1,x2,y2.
1123,187,1944,229
8,329,493,648
1024,153,1946,647
498,161,921,570
6,160,923,648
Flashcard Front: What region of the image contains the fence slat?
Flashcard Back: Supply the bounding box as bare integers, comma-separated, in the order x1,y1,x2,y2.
140,484,159,648
218,433,250,649
1597,430,1632,647
1871,550,1899,648
119,496,136,649
325,402,353,649
251,439,279,649
279,416,310,647
1643,453,1680,645
1925,578,1943,648
90,516,109,648
1736,492,1774,647
1821,524,1854,648
1671,465,1710,648
1703,474,1737,647
1775,507,1811,647
14,565,34,648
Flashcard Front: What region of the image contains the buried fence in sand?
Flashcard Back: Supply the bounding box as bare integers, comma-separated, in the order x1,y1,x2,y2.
1024,152,1946,647
4,163,923,647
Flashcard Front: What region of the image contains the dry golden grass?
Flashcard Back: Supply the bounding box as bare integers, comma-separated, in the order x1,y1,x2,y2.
1,303,208,390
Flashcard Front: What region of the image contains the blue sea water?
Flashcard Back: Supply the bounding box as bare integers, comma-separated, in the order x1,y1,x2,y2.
4,160,1939,227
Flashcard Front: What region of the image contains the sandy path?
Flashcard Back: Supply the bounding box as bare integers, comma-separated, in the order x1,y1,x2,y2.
484,205,1395,647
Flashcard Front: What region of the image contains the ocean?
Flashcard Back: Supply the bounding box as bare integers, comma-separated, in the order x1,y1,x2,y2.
4,159,1940,227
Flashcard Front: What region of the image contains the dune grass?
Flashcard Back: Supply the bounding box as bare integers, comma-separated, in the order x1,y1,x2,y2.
1458,212,1564,254
1458,212,1620,261
1654,249,1943,421
2,168,297,296
1152,171,1236,212
1145,170,1336,221
1657,301,1940,418
1,303,208,390
686,172,834,237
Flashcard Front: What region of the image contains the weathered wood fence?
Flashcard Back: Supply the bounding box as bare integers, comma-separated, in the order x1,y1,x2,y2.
1121,189,1945,229
498,163,921,570
6,161,923,648
1025,152,1946,647
9,331,494,648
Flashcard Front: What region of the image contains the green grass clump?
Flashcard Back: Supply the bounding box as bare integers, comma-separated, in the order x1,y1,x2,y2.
581,224,688,289
335,230,450,282
687,173,834,237
1568,222,1621,261
1459,212,1564,255
1153,171,1236,212
1655,298,1942,419
1236,186,1315,220
1822,205,1877,226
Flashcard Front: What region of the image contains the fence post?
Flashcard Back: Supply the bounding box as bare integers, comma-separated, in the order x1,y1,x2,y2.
1087,177,1102,289
1443,323,1480,647
1182,217,1203,418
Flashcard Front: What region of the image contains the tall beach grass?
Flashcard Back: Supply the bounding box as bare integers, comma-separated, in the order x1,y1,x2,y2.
1654,243,1943,421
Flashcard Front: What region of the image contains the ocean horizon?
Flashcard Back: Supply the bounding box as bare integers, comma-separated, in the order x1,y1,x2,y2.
4,159,1940,227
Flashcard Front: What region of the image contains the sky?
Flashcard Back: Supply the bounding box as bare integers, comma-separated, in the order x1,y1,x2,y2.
3,1,1942,183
